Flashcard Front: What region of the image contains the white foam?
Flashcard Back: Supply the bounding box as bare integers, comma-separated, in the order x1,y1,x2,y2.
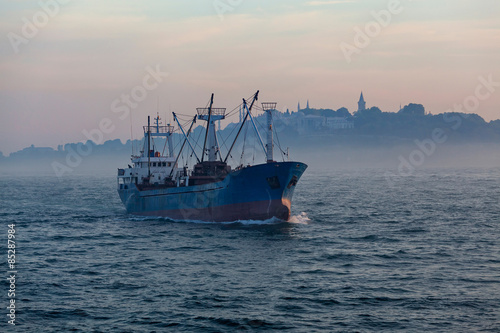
120,214,280,225
288,212,311,224
231,217,281,225
121,213,310,225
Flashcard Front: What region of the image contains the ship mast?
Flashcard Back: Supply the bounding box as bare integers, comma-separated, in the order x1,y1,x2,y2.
142,114,174,181
262,102,277,163
197,94,226,163
201,94,214,163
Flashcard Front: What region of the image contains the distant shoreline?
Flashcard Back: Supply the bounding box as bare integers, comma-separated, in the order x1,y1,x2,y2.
2,107,499,163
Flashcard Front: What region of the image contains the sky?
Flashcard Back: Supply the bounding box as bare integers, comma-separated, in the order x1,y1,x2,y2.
0,0,499,155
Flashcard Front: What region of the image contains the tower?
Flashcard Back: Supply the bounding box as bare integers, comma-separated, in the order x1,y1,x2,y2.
297,102,301,112
306,100,309,109
357,92,366,112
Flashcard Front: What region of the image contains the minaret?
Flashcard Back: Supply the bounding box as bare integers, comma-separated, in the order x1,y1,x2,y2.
297,102,301,112
306,100,309,109
357,92,366,112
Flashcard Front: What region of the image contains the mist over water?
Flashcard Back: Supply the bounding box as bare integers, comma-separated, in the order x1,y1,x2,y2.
2,142,500,177
294,143,500,170
1,159,499,331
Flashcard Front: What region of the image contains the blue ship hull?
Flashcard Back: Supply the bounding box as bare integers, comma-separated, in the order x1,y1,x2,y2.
118,161,307,222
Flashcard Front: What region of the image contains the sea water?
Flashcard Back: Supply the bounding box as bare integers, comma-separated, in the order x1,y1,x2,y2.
0,167,499,332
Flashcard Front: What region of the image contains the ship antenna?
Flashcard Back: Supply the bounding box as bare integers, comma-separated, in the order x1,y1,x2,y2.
201,93,214,163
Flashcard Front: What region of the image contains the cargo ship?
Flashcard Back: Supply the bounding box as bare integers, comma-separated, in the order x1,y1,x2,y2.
117,91,307,222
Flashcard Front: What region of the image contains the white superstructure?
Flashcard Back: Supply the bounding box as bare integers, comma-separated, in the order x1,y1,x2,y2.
117,115,183,189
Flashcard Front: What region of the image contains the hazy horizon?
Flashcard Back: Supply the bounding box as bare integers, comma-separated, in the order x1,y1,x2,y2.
1,0,499,154
3,142,500,178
